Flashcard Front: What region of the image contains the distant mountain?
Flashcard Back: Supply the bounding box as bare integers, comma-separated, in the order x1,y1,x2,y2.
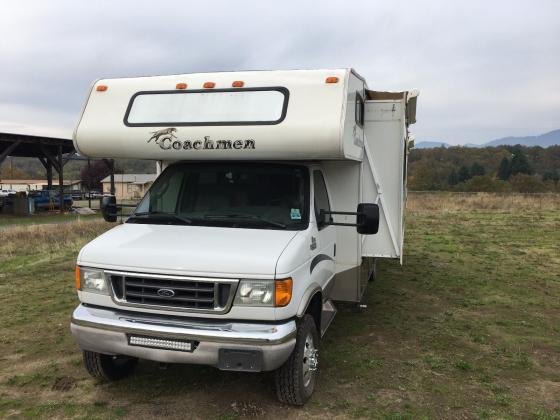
484,129,560,147
415,141,451,149
416,129,560,149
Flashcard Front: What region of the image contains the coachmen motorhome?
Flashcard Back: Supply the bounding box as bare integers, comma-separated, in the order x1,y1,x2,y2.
70,69,418,405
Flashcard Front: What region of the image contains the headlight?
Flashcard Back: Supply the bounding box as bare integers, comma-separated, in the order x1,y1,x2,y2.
234,280,274,306
75,266,108,294
234,278,293,307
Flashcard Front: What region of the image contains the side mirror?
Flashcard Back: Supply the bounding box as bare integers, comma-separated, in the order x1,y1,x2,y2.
356,203,379,234
100,195,118,222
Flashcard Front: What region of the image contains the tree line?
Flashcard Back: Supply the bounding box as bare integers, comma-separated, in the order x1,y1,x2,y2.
408,145,560,192
1,145,559,193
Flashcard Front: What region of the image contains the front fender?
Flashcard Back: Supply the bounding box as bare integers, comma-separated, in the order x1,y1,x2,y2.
296,283,322,317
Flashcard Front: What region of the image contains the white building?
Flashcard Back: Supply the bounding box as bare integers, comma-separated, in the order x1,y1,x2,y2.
101,173,156,200
0,179,82,193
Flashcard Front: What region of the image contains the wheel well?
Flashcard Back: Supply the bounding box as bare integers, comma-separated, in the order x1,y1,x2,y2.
305,292,322,332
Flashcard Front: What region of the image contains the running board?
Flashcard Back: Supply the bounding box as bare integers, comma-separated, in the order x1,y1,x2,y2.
320,300,337,337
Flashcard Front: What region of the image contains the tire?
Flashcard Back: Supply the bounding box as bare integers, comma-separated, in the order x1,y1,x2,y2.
82,350,138,381
275,314,319,406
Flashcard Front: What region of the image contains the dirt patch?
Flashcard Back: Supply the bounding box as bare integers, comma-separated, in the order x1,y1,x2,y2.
375,388,405,406
52,376,77,391
526,380,560,410
230,401,267,417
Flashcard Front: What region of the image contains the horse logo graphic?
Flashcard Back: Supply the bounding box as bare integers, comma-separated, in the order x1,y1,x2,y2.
147,127,177,144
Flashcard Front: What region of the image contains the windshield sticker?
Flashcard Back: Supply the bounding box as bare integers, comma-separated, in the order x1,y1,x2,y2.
147,128,255,151
290,208,301,220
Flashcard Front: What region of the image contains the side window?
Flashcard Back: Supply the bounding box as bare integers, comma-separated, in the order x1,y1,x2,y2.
313,170,331,229
355,92,364,127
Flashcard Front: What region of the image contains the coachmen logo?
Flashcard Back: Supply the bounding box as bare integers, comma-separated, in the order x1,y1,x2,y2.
156,288,176,298
147,128,255,151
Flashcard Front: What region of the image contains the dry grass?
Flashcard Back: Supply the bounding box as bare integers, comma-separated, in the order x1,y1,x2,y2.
408,191,560,212
0,219,108,263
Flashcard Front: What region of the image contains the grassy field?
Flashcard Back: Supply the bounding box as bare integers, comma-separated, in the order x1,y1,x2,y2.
0,213,101,227
0,194,559,419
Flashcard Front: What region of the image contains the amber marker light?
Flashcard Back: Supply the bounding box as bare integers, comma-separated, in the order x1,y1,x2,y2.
325,76,339,84
275,278,293,307
232,80,244,87
176,83,188,89
203,82,216,88
96,85,108,91
75,266,81,290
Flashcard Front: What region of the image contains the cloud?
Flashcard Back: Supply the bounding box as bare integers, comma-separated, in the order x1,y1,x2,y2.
0,0,559,144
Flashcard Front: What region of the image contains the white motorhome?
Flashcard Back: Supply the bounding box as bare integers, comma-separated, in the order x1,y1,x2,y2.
70,69,418,405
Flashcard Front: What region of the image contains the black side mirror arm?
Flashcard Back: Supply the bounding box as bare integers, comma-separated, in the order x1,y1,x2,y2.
319,209,362,227
320,203,380,235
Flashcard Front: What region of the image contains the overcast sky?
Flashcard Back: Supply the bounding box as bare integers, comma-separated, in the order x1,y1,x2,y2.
1,0,559,144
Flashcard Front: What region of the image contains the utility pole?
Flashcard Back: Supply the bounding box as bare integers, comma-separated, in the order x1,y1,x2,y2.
87,158,91,209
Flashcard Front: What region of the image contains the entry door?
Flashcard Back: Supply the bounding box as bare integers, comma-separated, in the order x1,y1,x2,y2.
311,170,336,290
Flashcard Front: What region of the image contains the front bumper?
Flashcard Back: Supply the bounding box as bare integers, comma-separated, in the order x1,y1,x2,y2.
70,304,296,372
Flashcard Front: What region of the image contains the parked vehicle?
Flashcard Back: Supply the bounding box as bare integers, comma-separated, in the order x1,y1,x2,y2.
70,190,84,200
70,69,418,405
0,189,16,197
88,190,103,199
29,190,73,210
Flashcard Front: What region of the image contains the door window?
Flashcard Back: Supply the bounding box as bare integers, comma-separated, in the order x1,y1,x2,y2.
313,170,331,230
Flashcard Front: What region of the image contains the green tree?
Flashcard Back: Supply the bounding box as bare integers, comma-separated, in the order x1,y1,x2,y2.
470,162,486,177
457,166,471,183
497,157,511,180
459,175,511,192
510,147,532,175
543,169,559,184
448,169,459,186
510,174,547,193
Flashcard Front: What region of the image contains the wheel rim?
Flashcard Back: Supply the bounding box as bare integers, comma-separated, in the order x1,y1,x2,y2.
302,333,318,387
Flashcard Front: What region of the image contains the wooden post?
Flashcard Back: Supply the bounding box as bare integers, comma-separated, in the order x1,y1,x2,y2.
47,160,53,190
0,141,21,167
58,144,64,213
110,159,115,196
102,158,116,196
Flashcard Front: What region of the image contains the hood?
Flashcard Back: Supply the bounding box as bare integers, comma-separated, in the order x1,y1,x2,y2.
78,223,300,277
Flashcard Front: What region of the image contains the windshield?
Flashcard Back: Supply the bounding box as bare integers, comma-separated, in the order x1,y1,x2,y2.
129,163,309,230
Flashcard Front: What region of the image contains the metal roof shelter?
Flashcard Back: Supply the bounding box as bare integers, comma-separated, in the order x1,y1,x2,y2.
0,132,118,214
0,132,76,213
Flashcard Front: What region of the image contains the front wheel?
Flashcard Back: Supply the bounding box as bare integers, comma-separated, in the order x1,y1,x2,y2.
275,314,319,405
82,350,137,381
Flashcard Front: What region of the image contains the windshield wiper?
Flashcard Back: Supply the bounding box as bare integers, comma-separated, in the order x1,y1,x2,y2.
128,211,193,225
204,213,287,229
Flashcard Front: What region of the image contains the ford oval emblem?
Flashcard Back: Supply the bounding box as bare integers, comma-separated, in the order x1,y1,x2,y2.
157,288,175,297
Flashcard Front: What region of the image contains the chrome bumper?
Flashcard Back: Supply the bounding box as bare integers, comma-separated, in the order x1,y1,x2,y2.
70,304,296,372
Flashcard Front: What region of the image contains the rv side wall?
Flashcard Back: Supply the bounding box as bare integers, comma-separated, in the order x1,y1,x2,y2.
360,99,407,260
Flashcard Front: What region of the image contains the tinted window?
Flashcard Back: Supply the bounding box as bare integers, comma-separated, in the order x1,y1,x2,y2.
313,170,330,229
132,163,309,230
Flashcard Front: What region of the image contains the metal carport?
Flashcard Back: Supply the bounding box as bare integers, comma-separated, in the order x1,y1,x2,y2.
0,132,75,213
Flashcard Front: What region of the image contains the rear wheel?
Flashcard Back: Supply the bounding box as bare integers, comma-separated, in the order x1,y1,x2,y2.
275,315,319,405
82,350,137,381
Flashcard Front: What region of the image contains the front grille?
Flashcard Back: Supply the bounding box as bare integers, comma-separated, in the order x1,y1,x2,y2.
109,272,236,312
